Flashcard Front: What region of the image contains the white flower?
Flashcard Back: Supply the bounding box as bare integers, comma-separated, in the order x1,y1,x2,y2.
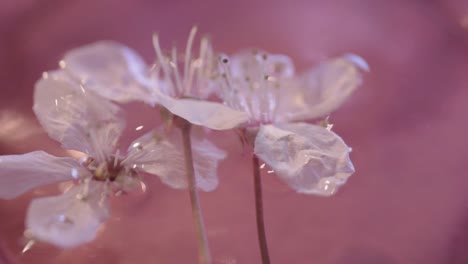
0,71,223,248
60,27,249,130
218,50,368,196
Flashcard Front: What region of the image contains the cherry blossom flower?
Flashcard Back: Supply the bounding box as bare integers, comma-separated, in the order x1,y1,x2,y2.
0,70,223,248
60,27,249,130
218,50,368,196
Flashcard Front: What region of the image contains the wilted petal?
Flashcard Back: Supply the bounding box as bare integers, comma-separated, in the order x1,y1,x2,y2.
254,123,354,196
26,181,109,248
277,54,367,122
33,71,125,162
63,41,153,103
126,128,225,191
156,93,249,130
0,151,89,199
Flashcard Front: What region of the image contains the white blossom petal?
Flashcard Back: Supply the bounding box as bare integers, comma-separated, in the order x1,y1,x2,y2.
228,50,295,79
156,93,249,130
25,181,109,248
126,128,225,191
0,151,88,199
125,130,186,190
33,71,125,162
63,41,153,103
277,54,367,122
254,123,354,196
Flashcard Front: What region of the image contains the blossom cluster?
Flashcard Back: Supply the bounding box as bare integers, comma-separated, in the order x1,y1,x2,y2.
0,27,367,249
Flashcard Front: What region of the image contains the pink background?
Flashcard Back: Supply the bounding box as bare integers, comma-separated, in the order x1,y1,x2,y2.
1,0,468,263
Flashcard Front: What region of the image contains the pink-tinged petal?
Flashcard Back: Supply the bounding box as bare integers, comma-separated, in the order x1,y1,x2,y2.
25,181,109,248
63,41,153,103
254,123,354,196
126,128,225,191
33,71,125,161
277,54,367,122
156,93,249,130
0,151,88,199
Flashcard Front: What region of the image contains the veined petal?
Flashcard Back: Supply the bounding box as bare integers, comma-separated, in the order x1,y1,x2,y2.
63,41,153,103
125,130,186,190
33,71,125,162
156,92,249,130
25,181,109,248
254,123,354,196
126,128,225,191
0,151,88,199
277,54,367,122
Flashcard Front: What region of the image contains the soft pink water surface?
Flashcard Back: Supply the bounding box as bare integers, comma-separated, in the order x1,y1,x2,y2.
1,1,468,263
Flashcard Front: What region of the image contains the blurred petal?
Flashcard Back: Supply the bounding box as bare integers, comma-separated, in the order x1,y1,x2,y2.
26,181,109,248
63,41,152,103
0,151,88,199
190,134,226,191
254,123,354,196
156,93,249,130
277,54,367,122
33,71,125,162
126,128,225,191
228,50,295,79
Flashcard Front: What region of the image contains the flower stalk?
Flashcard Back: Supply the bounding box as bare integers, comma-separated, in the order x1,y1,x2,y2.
252,154,271,264
177,117,212,264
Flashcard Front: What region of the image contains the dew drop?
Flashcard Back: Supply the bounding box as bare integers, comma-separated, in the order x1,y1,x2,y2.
22,240,35,254
71,168,79,179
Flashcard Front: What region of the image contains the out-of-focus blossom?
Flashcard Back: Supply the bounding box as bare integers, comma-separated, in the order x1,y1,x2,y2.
0,70,221,248
61,27,249,130
218,50,367,196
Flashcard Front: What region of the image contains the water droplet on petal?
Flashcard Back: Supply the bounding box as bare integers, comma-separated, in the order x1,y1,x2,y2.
140,181,147,193
71,168,79,179
21,240,35,254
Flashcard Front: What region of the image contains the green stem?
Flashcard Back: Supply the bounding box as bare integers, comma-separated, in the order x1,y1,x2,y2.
252,154,271,264
180,120,212,264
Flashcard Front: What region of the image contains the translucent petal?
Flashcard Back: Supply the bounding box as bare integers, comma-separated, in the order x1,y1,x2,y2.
190,134,226,191
219,50,295,124
33,71,125,162
126,128,225,191
63,41,153,103
254,123,354,196
228,50,295,79
0,151,88,199
156,93,249,130
276,54,366,122
25,181,109,248
125,130,186,190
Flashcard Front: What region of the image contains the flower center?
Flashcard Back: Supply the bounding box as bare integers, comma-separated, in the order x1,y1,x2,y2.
81,156,127,182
